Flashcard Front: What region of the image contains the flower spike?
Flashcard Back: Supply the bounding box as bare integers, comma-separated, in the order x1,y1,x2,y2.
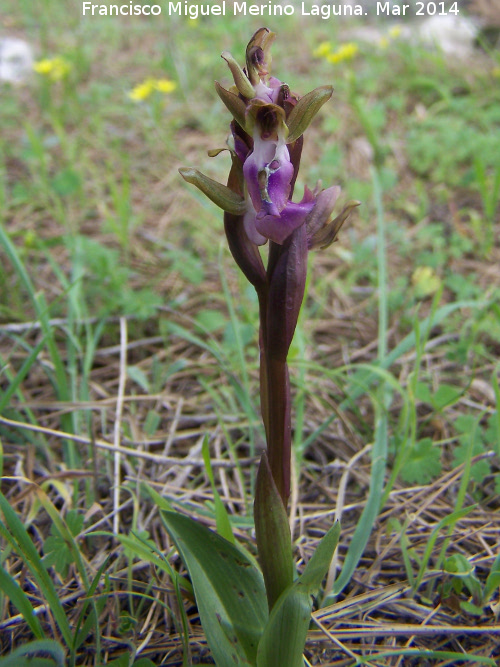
179,27,359,507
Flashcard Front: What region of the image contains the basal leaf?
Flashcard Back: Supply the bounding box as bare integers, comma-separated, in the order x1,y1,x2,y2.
161,510,268,667
256,584,311,667
257,522,340,667
99,654,130,667
400,438,442,484
300,522,340,591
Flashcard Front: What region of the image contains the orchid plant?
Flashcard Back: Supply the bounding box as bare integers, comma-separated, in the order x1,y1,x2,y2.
162,28,359,666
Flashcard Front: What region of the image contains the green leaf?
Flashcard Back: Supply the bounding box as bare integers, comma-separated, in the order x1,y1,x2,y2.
453,421,490,484
400,438,442,484
460,600,484,616
100,654,130,667
50,168,81,197
254,454,294,610
161,510,268,667
140,482,173,512
484,552,500,601
122,530,157,562
195,309,228,333
257,522,340,667
415,381,432,405
43,509,84,578
256,584,311,667
127,366,151,393
444,553,474,577
0,640,65,667
431,383,463,410
330,404,387,598
300,522,341,591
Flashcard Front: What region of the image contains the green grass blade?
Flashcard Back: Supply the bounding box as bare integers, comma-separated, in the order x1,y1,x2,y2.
202,435,235,544
0,223,37,307
415,506,475,590
0,337,47,413
361,648,495,665
340,299,491,410
71,555,111,662
0,562,45,639
0,493,73,646
484,552,500,602
329,400,388,599
372,165,387,362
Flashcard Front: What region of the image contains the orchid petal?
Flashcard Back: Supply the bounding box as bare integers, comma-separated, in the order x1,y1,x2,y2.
255,200,314,245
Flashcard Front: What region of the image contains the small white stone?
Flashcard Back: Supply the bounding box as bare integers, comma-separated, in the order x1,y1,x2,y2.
417,15,479,57
0,37,34,84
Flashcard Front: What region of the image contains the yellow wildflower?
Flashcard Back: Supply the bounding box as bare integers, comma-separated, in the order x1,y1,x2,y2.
492,66,500,78
388,25,402,39
33,56,71,81
128,77,176,101
326,42,359,65
312,41,332,59
129,78,156,101
379,37,390,49
411,266,441,298
154,78,177,93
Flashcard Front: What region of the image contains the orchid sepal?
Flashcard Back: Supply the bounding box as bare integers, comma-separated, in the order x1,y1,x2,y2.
221,51,255,99
179,167,246,215
310,199,361,250
245,27,276,85
286,85,334,143
214,81,248,132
